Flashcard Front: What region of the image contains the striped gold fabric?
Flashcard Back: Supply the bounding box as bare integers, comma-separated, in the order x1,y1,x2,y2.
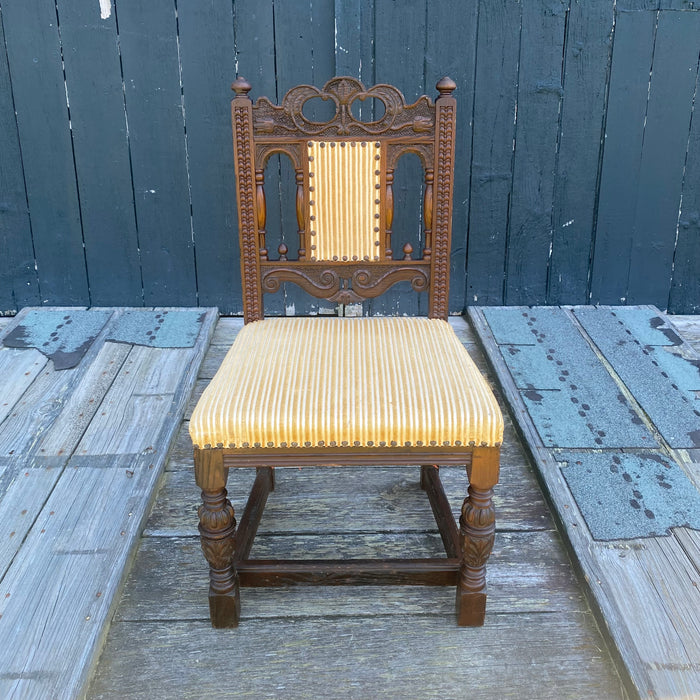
190,317,503,451
307,140,382,261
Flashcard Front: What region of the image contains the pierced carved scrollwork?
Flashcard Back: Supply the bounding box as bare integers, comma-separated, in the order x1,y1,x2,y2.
385,142,434,171
256,142,303,171
252,77,435,137
260,262,430,303
459,485,496,594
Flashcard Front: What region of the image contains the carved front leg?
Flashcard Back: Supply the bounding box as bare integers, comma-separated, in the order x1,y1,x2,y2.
199,487,240,628
457,446,499,626
457,484,495,625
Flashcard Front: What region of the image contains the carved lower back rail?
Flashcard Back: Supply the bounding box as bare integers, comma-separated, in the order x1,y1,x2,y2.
260,260,430,305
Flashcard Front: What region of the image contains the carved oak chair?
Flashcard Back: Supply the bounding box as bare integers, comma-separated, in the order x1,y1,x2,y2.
189,76,503,627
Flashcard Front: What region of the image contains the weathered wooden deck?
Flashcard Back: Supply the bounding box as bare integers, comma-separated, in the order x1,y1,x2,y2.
86,316,628,700
0,308,217,700
2,309,698,699
469,306,700,700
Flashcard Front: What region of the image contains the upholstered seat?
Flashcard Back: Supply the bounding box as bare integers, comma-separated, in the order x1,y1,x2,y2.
190,317,503,451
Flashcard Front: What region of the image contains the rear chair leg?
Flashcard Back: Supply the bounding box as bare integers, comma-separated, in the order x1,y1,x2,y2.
457,447,499,626
195,449,240,628
420,464,438,490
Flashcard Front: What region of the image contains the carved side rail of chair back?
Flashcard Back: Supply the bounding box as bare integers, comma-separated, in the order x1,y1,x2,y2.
231,75,457,321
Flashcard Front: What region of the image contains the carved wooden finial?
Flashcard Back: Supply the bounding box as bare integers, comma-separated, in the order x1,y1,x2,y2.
436,76,457,96
232,77,252,96
278,243,288,261
403,242,413,260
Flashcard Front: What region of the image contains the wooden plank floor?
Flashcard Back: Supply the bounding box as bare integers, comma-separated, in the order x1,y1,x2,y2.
470,306,700,700
0,308,217,700
87,317,629,700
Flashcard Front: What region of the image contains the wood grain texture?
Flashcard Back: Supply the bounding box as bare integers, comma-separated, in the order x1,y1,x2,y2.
1,3,700,314
146,460,550,538
466,0,520,306
0,457,65,580
87,614,626,700
671,316,700,353
371,0,427,317
548,2,614,304
590,11,656,305
177,1,240,313
470,305,700,700
0,309,119,458
668,62,700,314
35,341,131,457
116,0,197,306
0,11,39,312
0,347,48,425
88,313,626,698
234,0,282,314
0,307,217,700
0,0,88,305
76,311,217,456
55,0,142,306
0,456,163,700
424,0,478,313
271,0,335,316
333,0,374,91
504,0,567,305
626,12,700,307
115,530,580,622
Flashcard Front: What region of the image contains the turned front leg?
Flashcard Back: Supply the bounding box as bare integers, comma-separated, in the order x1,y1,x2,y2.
457,447,499,626
195,449,240,628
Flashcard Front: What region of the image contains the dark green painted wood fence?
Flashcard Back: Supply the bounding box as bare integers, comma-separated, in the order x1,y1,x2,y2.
1,0,699,315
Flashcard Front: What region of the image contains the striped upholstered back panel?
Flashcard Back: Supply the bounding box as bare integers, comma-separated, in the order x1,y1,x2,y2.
307,140,382,262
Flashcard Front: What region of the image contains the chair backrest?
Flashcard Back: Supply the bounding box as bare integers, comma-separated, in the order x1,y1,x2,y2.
231,76,457,322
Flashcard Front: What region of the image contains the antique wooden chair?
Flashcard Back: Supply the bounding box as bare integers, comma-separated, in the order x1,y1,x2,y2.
189,76,503,628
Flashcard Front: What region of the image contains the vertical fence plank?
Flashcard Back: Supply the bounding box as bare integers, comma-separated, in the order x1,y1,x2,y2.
116,0,196,306
334,0,376,123
668,62,700,313
233,0,279,314
425,1,478,313
372,0,427,316
504,0,567,305
547,2,614,305
56,1,142,307
273,0,335,315
626,11,700,308
0,9,39,312
177,1,240,314
2,1,700,314
1,0,88,305
466,0,521,306
334,0,359,77
590,11,656,304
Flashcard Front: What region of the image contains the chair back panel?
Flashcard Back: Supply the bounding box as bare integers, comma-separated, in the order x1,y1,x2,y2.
231,76,457,321
307,140,382,262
